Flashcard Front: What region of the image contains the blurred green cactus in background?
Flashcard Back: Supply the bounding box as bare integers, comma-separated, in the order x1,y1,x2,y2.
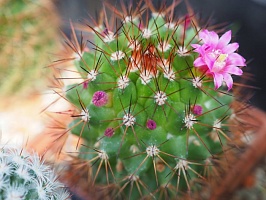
52,1,247,199
0,0,59,97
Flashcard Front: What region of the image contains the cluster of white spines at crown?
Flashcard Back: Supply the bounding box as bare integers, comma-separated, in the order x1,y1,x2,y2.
0,145,70,200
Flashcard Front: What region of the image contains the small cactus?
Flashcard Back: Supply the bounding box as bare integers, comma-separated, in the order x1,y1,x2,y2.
0,144,70,200
52,1,246,199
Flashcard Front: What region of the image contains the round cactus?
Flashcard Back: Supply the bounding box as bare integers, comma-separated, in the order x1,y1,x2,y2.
0,144,70,200
53,1,246,199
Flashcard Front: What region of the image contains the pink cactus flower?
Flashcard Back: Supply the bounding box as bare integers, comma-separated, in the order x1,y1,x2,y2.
192,29,246,90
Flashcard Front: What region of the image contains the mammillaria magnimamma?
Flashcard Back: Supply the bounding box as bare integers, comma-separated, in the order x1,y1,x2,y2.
52,1,246,199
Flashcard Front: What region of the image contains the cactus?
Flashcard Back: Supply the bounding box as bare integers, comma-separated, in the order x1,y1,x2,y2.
0,144,70,199
0,0,59,96
53,1,246,199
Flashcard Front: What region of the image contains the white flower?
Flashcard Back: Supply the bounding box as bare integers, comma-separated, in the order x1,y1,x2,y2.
110,50,125,61
142,28,152,38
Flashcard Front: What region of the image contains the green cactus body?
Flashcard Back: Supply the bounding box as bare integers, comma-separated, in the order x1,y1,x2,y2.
58,2,244,199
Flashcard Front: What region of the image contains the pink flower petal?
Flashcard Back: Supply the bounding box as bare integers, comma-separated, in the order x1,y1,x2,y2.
213,73,223,89
223,73,233,90
191,44,201,49
204,53,216,70
228,53,246,66
200,30,219,46
217,30,231,49
193,57,205,67
223,65,243,75
223,43,239,54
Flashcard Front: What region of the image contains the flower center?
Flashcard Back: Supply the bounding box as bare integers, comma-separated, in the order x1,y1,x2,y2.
210,51,228,73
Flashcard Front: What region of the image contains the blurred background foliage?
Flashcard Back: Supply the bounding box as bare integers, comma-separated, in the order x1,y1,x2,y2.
0,0,60,98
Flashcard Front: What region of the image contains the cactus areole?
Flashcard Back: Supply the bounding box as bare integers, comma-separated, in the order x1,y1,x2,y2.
59,1,245,199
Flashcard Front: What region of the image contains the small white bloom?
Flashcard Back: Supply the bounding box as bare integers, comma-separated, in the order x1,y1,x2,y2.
103,32,115,43
139,72,152,85
146,145,159,157
98,150,109,160
123,113,136,127
175,160,188,170
118,76,130,89
142,28,152,39
154,91,167,106
177,46,190,56
163,68,175,81
192,77,202,88
184,113,196,129
80,109,90,122
110,50,125,61
87,70,98,81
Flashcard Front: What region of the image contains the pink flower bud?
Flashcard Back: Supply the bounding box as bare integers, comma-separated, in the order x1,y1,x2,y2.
92,91,108,107
146,119,156,130
104,127,114,137
192,105,203,115
83,81,89,89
